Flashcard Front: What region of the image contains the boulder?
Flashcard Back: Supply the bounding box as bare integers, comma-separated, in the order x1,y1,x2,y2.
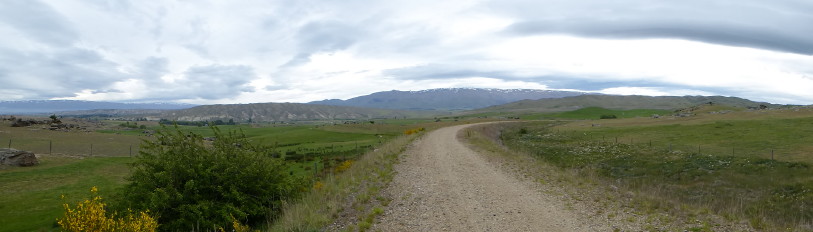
0,148,39,167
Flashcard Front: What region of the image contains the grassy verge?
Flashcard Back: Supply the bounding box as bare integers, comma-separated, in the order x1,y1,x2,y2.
502,121,813,230
460,122,766,231
267,133,420,231
0,156,132,232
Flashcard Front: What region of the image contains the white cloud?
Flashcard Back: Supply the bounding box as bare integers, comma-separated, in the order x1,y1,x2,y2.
0,0,811,105
598,87,715,97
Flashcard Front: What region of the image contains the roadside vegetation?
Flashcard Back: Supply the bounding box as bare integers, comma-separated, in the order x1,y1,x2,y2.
0,116,482,231
498,107,813,230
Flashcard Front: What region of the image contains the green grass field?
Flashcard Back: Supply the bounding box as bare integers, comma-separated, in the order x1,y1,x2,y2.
0,127,145,157
572,117,813,162
522,107,673,120
501,107,813,230
0,156,132,232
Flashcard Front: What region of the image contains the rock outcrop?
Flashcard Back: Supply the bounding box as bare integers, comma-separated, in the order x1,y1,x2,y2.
0,148,39,167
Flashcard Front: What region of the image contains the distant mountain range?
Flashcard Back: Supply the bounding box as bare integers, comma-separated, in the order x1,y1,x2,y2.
309,88,587,111
1,90,781,122
471,95,776,113
160,103,435,122
0,100,195,114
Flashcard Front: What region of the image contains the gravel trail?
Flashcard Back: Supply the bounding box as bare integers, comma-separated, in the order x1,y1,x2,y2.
374,124,608,231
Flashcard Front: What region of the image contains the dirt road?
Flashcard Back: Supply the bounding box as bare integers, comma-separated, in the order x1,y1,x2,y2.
374,124,609,231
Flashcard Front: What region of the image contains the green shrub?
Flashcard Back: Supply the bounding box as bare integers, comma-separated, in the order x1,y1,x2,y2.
118,126,306,231
599,114,617,119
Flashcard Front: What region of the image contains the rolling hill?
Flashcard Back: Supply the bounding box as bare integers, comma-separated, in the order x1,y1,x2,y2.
470,95,776,113
309,88,587,111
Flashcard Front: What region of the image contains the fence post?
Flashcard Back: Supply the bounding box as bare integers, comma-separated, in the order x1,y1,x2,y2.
615,137,618,144
49,140,52,155
732,147,735,156
771,149,775,160
129,145,132,157
669,143,672,152
90,144,93,157
7,139,10,149
649,140,652,148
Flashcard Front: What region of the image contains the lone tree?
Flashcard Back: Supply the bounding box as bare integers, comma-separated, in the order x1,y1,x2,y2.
49,114,61,124
118,126,305,231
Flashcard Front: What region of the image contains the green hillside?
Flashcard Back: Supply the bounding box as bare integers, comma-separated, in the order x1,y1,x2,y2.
523,107,672,120
471,95,774,114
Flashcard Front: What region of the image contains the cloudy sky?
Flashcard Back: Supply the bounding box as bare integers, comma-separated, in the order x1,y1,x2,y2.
1,0,812,105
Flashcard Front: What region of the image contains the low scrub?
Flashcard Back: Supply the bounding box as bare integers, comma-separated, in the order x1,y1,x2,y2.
502,122,813,230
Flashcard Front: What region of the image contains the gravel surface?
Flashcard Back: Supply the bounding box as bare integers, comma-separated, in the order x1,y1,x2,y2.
374,124,612,231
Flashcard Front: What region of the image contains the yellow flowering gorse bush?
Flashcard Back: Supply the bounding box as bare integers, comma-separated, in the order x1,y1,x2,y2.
57,186,158,232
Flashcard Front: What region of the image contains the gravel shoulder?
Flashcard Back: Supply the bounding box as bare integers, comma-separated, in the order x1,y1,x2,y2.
373,124,612,231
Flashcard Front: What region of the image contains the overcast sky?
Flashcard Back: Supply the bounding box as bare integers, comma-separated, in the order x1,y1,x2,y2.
1,0,812,105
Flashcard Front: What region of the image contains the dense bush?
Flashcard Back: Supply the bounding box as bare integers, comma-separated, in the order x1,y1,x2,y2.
118,126,306,231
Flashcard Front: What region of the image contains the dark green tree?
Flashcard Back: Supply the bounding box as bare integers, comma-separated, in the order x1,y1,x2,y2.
49,114,61,124
118,126,305,231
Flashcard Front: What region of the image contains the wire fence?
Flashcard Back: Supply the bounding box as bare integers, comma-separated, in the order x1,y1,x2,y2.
1,136,142,157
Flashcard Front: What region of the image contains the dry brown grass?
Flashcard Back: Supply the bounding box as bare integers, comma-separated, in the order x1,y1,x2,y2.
0,119,147,157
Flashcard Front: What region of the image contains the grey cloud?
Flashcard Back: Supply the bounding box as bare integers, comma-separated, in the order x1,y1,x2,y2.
175,64,257,100
496,0,813,55
180,18,212,58
0,47,126,98
0,0,78,46
137,57,170,83
283,21,365,66
297,21,361,51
